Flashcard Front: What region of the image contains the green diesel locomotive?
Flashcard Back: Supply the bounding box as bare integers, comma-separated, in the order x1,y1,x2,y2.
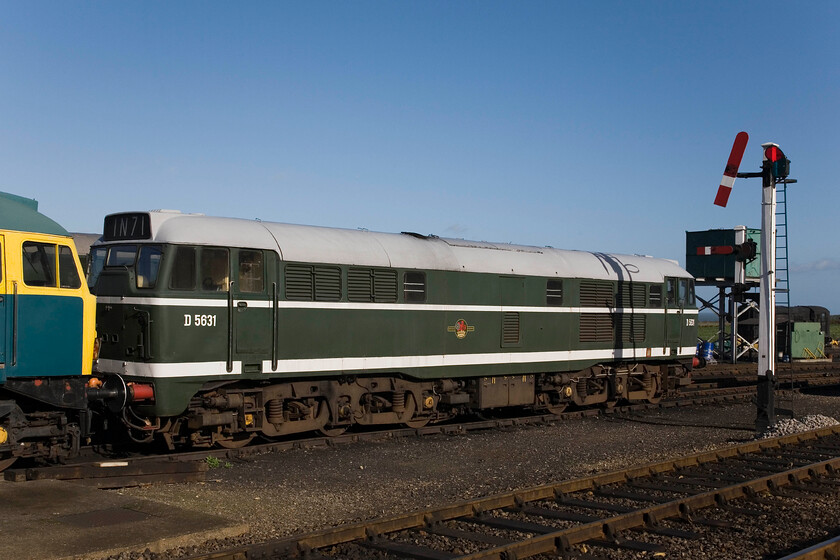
90,210,699,448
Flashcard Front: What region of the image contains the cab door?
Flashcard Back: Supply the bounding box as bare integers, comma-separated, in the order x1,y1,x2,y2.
665,277,682,351
231,248,274,373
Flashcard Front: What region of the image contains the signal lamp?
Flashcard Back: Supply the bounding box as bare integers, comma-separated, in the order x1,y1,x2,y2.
763,144,790,178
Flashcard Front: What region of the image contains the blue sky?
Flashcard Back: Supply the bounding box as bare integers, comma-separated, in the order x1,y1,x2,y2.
2,2,839,313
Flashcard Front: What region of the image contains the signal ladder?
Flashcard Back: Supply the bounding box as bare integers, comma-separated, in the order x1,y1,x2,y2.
776,181,794,414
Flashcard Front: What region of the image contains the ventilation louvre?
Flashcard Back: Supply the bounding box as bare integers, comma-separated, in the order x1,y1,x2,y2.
580,281,614,307
579,313,613,342
502,312,520,345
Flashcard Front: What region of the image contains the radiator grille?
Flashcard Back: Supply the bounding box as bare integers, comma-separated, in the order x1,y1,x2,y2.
579,313,613,342
348,268,398,303
502,312,520,345
618,283,647,308
314,266,341,301
373,270,397,303
620,314,646,342
348,268,371,302
579,281,614,307
285,265,313,300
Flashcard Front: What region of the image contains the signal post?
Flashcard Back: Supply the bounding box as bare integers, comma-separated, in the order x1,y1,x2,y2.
714,134,793,434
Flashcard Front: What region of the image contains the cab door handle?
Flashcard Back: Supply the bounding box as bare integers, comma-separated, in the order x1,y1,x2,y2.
237,301,248,309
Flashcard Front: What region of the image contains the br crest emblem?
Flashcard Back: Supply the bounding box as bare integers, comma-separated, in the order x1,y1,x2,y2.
447,319,475,339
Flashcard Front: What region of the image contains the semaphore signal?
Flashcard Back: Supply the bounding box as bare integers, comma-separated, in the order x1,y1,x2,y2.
713,131,749,207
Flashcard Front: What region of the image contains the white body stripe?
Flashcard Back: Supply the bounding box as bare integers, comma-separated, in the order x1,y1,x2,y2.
97,358,242,377
98,345,697,379
96,296,699,316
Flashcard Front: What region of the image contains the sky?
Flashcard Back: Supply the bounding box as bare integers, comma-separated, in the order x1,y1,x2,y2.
2,2,839,313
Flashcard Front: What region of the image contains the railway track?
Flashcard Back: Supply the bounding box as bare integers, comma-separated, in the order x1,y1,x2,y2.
5,363,839,486
180,425,840,560
780,535,840,560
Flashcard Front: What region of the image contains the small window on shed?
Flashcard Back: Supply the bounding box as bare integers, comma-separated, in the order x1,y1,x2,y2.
59,246,82,289
200,248,229,292
22,242,56,287
170,247,196,290
546,280,563,306
404,272,426,303
649,285,662,307
238,250,264,293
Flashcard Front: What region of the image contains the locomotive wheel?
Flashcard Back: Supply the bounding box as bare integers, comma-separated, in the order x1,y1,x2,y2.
0,454,16,473
404,415,431,428
318,424,348,437
216,432,256,449
645,374,663,404
401,394,430,428
546,402,568,416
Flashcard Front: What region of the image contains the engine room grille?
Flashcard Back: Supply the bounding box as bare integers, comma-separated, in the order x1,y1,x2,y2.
502,312,520,345
579,281,614,307
285,265,313,300
348,268,398,303
579,313,613,342
347,268,370,301
618,283,647,308
620,314,646,342
313,266,341,301
285,265,342,301
373,270,397,303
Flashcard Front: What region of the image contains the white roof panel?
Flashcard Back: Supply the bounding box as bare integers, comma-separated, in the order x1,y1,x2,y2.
95,211,691,283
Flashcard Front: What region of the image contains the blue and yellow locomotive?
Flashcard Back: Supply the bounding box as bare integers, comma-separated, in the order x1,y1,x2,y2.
0,192,103,469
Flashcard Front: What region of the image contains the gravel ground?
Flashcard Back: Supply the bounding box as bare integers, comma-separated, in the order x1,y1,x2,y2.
102,386,840,559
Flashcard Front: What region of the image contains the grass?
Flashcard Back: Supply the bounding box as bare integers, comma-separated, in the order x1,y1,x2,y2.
698,322,718,342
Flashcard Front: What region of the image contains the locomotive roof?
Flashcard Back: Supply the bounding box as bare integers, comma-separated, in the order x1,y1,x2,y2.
0,191,70,236
96,211,691,282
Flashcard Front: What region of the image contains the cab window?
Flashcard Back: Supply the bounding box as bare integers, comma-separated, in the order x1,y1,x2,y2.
201,248,229,291
136,246,162,289
679,278,695,307
22,242,56,287
59,246,82,289
106,244,138,267
169,246,196,290
87,247,107,288
238,250,264,293
665,278,677,306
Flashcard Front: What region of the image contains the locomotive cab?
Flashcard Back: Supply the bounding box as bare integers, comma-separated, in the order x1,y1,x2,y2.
0,192,99,470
